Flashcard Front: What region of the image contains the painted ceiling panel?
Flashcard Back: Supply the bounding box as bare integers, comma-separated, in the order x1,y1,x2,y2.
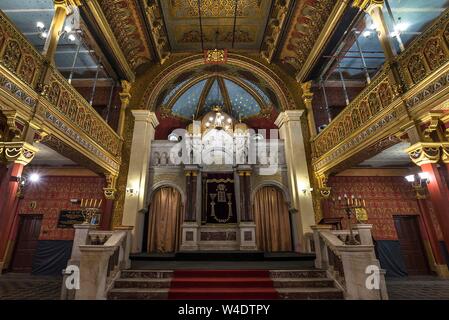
203,79,224,113
159,0,272,52
224,79,261,118
172,79,207,118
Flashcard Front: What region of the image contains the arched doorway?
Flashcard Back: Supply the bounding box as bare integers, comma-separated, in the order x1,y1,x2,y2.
253,186,292,252
147,187,183,253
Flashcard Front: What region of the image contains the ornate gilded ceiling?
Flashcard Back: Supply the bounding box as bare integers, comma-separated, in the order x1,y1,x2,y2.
97,0,153,70
158,0,273,52
87,0,346,81
278,0,336,75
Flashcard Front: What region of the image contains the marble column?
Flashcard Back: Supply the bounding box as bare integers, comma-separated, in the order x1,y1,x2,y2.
275,110,316,252
121,110,159,253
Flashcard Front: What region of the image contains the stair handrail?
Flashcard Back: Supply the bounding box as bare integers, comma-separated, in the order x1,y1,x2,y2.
61,225,133,300
311,225,388,300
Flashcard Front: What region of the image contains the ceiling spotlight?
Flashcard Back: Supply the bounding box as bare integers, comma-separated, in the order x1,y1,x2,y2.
29,173,41,183
68,34,76,42
404,174,415,183
36,21,45,29
395,20,409,33
362,30,371,38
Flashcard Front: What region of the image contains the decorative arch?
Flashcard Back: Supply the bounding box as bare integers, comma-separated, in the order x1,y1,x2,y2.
251,181,291,207
148,181,186,206
140,53,296,113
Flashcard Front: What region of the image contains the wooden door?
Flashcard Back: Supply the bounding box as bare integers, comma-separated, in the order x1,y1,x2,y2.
10,215,42,272
393,215,430,275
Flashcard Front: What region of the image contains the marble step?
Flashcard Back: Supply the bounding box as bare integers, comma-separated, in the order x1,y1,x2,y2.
273,278,335,288
277,287,344,300
107,287,343,300
270,270,327,279
114,278,171,289
108,288,169,300
120,270,173,279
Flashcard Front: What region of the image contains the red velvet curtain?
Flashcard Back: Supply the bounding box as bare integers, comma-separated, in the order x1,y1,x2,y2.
253,186,292,252
147,187,182,253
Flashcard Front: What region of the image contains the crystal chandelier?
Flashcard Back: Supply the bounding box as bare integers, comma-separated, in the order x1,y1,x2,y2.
204,106,233,131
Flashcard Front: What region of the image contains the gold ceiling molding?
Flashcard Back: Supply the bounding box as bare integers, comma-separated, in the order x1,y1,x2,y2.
142,0,171,64
139,53,297,114
84,0,135,81
261,0,293,63
279,0,346,80
97,0,152,71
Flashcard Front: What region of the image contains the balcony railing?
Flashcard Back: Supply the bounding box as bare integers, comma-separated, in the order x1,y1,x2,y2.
312,7,449,170
0,10,121,169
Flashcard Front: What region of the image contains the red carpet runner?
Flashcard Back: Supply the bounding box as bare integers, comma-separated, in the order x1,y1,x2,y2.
168,270,279,300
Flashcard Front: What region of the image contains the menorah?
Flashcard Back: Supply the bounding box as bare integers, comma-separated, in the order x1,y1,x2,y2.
80,198,102,224
332,194,367,245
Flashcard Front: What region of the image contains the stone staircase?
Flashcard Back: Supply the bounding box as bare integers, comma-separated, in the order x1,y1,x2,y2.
107,269,344,300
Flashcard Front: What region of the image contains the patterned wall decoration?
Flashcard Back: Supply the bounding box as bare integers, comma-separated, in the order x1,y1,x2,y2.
326,176,443,241
98,0,152,70
17,176,105,241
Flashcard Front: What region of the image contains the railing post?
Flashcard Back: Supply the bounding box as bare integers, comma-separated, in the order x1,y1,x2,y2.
75,246,115,300
311,225,333,269
69,224,97,264
353,224,373,245
337,245,383,300
114,225,133,269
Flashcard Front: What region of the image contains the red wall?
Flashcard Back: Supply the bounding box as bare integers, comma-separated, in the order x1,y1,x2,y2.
17,176,105,240
325,176,443,240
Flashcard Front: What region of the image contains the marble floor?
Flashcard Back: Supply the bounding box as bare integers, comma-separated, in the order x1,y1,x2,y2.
386,276,449,300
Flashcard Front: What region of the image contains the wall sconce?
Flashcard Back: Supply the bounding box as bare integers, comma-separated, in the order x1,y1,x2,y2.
301,187,314,195
126,187,139,197
405,172,430,186
405,172,430,199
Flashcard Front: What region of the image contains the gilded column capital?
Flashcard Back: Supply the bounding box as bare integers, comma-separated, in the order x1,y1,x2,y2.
301,81,314,108
119,80,132,107
103,173,118,200
316,172,331,199
54,0,81,13
2,142,39,165
406,142,441,166
352,0,384,13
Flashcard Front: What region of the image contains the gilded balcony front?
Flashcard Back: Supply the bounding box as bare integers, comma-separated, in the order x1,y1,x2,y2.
0,11,121,176
312,7,449,177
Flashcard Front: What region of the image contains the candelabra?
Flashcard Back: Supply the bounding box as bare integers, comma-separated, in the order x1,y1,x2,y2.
332,194,367,245
80,198,102,225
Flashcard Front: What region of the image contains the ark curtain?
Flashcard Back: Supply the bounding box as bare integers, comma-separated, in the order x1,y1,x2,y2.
253,186,292,252
147,187,182,253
